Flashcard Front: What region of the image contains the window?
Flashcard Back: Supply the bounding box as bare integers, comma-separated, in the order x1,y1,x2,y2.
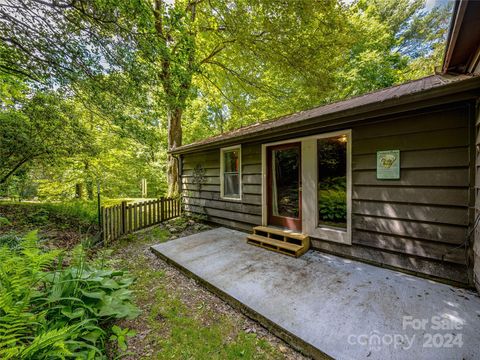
220,146,241,199
317,135,347,229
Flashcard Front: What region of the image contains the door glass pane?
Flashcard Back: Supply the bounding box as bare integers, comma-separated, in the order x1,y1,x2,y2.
318,135,347,228
272,147,300,218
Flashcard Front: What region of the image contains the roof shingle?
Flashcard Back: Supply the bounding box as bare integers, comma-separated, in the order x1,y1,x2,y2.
173,73,478,153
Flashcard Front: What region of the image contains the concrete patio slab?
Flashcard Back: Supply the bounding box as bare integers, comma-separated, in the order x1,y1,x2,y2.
151,227,480,360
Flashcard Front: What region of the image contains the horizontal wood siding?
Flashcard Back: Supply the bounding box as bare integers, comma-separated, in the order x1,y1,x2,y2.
182,143,262,231
475,102,480,293
347,104,471,280
181,102,474,284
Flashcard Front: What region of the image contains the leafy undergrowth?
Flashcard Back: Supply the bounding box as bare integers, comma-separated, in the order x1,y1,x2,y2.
0,231,140,359
0,201,99,249
104,217,307,359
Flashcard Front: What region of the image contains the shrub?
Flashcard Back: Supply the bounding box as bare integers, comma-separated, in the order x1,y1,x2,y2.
39,201,98,227
0,201,99,231
0,233,22,250
318,189,347,223
0,231,140,359
0,216,11,227
26,208,50,225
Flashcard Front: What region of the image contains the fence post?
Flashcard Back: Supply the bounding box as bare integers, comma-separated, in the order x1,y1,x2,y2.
100,206,105,244
160,197,164,222
121,201,127,235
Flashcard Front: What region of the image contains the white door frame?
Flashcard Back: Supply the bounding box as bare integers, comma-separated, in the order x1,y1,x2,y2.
261,129,352,245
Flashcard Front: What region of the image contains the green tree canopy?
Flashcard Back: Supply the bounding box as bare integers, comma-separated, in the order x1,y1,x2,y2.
0,0,453,199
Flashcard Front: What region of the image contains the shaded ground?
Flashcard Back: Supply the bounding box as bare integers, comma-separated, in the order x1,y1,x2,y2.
0,201,98,249
1,202,307,359
107,217,308,359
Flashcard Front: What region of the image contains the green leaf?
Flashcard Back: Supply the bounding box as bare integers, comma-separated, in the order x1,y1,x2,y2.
111,325,122,335
100,278,120,289
61,307,85,319
80,289,106,299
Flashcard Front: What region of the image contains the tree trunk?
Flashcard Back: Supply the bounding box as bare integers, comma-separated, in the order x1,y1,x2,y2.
85,161,94,200
86,180,94,200
167,106,183,197
75,183,84,199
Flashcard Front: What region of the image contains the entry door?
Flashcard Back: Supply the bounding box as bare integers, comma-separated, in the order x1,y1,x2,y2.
267,142,302,231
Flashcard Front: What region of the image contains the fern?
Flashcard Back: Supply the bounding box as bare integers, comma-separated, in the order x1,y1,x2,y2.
0,231,139,359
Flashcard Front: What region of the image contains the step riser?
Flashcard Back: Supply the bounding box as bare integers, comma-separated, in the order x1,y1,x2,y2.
247,239,300,257
247,226,310,258
254,229,304,246
252,228,310,248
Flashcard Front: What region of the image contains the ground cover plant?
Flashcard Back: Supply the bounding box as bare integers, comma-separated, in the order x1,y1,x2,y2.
0,204,307,359
0,231,140,359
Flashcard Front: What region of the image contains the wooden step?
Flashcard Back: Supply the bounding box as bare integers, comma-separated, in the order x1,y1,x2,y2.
253,226,310,248
253,226,307,240
247,234,308,258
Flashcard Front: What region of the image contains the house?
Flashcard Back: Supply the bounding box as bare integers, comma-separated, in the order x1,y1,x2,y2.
172,0,480,291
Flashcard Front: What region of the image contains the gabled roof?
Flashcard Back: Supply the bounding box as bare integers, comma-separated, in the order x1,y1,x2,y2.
173,73,480,154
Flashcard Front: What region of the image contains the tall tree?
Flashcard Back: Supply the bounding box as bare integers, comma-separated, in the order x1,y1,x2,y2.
0,90,94,185
0,0,451,197
0,0,350,195
333,0,452,98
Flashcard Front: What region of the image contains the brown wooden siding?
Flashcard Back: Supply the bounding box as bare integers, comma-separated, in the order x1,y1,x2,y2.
346,104,471,284
182,143,262,231
181,102,474,285
474,101,480,293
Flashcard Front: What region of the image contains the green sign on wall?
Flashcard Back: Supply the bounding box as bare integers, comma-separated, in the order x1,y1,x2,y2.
377,150,400,179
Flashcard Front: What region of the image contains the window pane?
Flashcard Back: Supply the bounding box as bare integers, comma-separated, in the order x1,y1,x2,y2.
224,150,239,173
318,135,347,228
272,147,300,218
224,173,240,197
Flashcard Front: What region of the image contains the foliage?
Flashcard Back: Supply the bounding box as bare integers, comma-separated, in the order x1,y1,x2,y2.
332,0,452,99
0,216,12,227
0,233,21,250
0,0,453,199
109,325,136,352
0,231,140,359
0,201,98,230
318,189,347,223
0,90,95,186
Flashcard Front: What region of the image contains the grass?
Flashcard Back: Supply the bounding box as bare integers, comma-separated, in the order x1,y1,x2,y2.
104,221,301,359
0,200,303,359
0,198,168,231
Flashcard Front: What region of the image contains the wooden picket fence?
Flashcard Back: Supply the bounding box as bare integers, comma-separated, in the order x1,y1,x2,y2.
101,197,181,243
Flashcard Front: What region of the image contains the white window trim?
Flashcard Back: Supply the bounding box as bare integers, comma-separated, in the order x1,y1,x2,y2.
261,130,352,245
220,145,242,201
